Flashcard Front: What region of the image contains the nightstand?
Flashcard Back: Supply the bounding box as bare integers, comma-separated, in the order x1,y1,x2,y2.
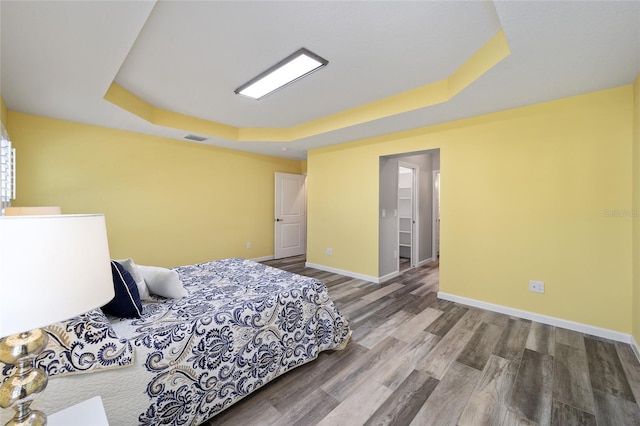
48,396,109,426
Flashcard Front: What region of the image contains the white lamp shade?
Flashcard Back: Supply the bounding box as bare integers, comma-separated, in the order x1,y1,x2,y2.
0,214,115,337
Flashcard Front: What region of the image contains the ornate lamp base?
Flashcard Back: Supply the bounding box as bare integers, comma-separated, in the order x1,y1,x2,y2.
0,329,49,426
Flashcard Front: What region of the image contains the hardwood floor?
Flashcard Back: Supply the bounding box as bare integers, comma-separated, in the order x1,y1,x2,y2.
206,256,640,426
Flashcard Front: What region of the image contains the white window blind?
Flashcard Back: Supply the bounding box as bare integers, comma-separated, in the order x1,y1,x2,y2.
1,127,16,213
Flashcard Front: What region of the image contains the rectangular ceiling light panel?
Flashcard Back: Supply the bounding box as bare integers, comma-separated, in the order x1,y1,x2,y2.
235,48,328,100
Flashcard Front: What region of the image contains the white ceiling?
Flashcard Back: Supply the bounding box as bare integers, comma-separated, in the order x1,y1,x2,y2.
1,1,639,160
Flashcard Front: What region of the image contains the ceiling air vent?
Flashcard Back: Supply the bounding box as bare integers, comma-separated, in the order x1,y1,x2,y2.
184,134,207,142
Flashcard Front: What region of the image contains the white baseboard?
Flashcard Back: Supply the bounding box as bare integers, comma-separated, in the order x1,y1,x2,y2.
305,262,379,283
379,270,400,283
417,258,436,267
437,292,633,344
250,255,274,262
631,336,640,363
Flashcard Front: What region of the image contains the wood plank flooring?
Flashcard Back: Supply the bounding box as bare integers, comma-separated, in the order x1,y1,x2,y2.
205,256,640,426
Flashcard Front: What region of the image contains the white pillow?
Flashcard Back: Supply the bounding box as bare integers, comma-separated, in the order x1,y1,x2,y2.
115,258,151,300
136,265,187,299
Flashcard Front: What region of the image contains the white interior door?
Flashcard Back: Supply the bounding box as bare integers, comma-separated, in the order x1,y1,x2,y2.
275,173,306,259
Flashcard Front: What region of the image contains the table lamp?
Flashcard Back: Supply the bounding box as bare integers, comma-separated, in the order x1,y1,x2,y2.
0,214,115,426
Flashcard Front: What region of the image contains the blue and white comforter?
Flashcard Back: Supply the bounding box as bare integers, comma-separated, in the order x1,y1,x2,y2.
110,258,351,425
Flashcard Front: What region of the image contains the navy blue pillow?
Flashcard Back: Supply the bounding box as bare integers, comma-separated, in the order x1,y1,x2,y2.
102,261,143,318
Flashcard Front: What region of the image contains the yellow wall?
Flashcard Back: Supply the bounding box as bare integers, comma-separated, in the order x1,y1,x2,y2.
308,86,633,333
633,74,640,343
6,84,636,335
7,112,302,267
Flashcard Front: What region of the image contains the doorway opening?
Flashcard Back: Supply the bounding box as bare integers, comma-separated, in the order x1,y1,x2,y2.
378,149,440,282
398,163,418,271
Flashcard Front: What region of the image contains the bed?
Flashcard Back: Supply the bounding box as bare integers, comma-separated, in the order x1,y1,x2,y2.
0,258,351,426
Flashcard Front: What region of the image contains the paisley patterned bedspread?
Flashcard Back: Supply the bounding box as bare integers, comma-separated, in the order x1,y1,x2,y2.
110,258,351,425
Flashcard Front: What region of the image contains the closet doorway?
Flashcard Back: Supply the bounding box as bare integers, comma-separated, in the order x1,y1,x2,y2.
398,163,418,270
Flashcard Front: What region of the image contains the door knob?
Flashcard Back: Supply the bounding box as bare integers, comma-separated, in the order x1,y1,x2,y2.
275,218,283,222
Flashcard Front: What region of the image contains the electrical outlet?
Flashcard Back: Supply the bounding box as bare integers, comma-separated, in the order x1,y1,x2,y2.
393,250,397,259
246,242,251,249
529,280,544,293
326,248,333,255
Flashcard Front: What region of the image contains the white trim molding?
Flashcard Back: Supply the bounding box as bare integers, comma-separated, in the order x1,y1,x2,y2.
438,292,634,345
250,255,274,262
305,262,379,283
417,258,436,267
378,271,400,284
631,336,640,363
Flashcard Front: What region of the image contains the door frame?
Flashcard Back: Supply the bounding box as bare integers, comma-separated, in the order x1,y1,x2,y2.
432,169,440,261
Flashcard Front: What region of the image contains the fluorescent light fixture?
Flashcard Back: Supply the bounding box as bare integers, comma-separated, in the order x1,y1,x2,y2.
235,48,328,100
